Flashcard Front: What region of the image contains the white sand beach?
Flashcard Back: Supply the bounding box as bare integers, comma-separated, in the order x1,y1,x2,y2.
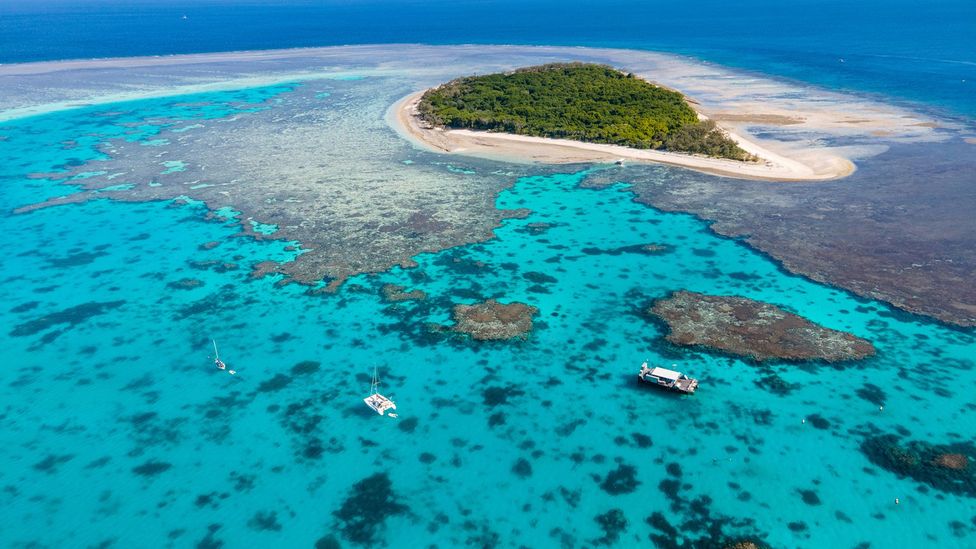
391,91,855,182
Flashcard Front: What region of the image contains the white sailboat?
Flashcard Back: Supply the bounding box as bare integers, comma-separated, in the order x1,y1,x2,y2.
363,366,397,417
212,339,236,375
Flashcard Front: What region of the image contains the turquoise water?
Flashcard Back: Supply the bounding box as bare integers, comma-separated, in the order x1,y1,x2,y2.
2,87,975,547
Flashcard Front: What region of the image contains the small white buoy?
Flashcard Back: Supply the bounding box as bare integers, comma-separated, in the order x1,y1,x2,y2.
880,406,884,411
895,498,900,505
802,419,806,424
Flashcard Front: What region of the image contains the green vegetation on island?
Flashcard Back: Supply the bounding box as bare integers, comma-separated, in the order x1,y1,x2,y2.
417,63,754,161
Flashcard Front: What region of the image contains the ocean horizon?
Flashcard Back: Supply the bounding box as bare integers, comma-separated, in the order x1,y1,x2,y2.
2,0,975,119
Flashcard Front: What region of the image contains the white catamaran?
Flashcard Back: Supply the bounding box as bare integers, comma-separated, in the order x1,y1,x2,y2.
363,366,397,417
212,339,236,375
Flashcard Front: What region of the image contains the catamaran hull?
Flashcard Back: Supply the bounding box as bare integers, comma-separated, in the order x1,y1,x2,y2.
364,394,397,416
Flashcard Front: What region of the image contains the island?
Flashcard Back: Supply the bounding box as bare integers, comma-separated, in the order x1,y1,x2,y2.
394,63,855,181
648,291,876,362
416,63,753,161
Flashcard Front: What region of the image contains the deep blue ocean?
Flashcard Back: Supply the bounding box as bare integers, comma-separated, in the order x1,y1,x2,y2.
1,0,975,118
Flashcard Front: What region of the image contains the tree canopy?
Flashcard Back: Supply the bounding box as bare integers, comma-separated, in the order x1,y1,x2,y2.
417,63,753,161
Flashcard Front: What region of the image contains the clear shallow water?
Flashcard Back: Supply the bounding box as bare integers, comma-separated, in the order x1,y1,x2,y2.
1,86,975,547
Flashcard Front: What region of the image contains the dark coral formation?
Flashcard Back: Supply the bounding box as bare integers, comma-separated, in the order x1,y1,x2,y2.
332,472,408,545
754,374,798,396
516,221,557,235
247,510,283,531
646,446,776,547
861,434,976,497
381,284,427,302
647,494,773,548
724,540,772,549
797,488,822,506
482,384,525,407
131,461,172,477
805,414,831,430
256,373,292,393
33,454,74,473
290,360,321,376
167,278,204,290
649,291,875,362
276,395,342,461
581,243,671,256
599,464,640,495
10,300,126,337
512,458,533,478
855,383,887,407
450,299,538,341
592,509,628,545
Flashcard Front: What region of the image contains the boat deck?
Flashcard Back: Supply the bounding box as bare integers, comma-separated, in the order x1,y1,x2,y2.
364,393,397,415
638,362,698,394
674,378,698,393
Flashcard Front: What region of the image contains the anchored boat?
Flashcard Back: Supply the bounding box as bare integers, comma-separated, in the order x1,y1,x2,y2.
364,367,397,417
212,339,236,375
637,362,697,394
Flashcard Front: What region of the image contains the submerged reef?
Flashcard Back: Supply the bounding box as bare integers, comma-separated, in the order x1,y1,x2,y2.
723,541,773,549
10,300,126,338
647,462,774,549
332,472,408,545
15,82,531,291
381,284,427,302
861,434,976,497
585,139,976,328
450,299,538,341
581,243,672,256
649,291,875,361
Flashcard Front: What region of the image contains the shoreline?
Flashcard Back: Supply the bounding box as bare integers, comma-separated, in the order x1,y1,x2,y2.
390,90,856,182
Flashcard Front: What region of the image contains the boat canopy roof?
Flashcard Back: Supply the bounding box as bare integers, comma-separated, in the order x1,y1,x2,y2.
649,367,681,380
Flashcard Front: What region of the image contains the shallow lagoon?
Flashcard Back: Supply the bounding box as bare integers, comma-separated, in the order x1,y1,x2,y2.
1,83,974,548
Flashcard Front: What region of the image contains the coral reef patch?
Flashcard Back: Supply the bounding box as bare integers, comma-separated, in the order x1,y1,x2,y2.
861,434,976,497
381,284,427,302
649,291,875,361
450,299,538,341
10,300,126,337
